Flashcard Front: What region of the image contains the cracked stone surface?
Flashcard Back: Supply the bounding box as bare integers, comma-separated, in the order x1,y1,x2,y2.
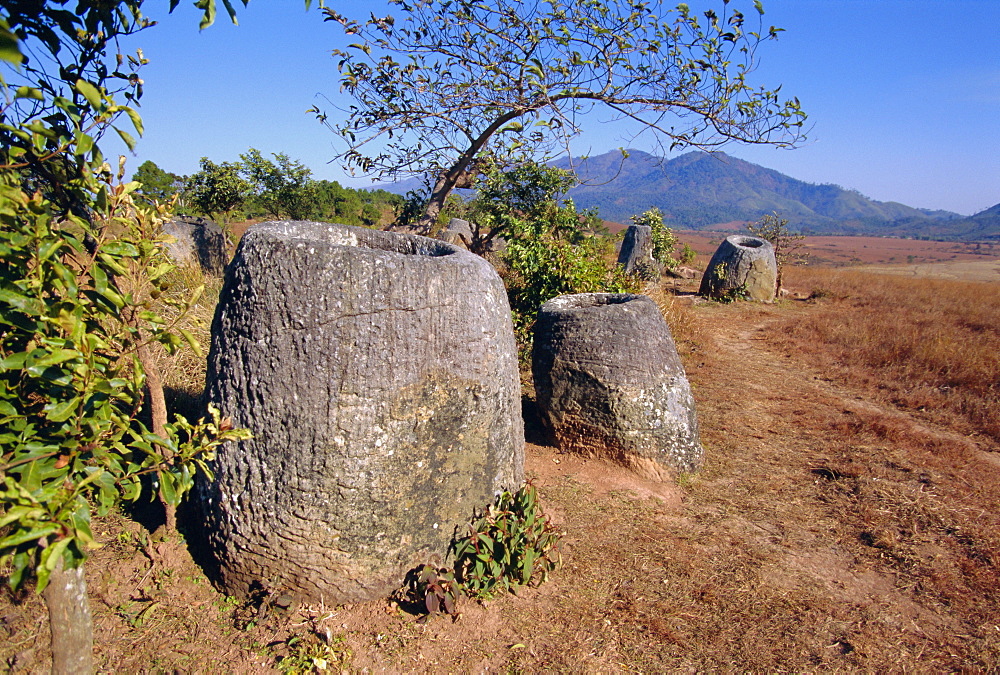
532,293,703,481
199,220,524,604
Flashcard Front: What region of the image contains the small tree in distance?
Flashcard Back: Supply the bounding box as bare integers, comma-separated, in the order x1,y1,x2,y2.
316,0,808,231
747,211,808,292
240,148,320,220
186,157,251,227
132,160,184,204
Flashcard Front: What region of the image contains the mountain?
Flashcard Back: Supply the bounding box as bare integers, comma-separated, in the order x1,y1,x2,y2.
934,203,1000,241
555,150,979,238
380,149,996,240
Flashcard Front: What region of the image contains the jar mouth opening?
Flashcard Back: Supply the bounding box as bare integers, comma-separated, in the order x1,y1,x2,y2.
734,236,764,248
250,220,457,258
544,292,640,311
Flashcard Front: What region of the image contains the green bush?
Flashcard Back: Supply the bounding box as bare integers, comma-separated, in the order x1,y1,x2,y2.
630,207,680,271
471,163,641,361
454,484,562,599
0,171,250,591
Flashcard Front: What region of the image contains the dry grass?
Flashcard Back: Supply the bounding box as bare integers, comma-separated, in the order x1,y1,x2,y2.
645,280,702,356
146,264,223,420
781,266,1000,445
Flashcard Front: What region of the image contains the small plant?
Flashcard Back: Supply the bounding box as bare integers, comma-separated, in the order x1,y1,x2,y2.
411,564,462,619
453,484,562,599
747,211,809,291
276,634,351,674
401,484,562,620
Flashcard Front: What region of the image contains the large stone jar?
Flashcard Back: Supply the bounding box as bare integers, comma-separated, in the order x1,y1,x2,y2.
699,234,777,302
200,220,524,603
532,293,703,480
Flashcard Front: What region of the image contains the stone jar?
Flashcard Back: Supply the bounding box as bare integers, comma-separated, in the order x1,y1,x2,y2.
162,216,228,276
200,220,524,604
532,292,703,480
617,224,656,275
699,235,777,302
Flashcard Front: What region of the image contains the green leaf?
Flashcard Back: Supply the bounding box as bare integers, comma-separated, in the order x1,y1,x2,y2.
124,107,144,137
0,524,59,551
178,328,203,357
75,79,103,109
159,472,177,505
114,127,137,151
194,0,217,29
45,397,80,423
0,19,23,66
14,86,43,101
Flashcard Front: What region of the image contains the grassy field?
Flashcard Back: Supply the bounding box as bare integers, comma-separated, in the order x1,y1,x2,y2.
3,239,1000,671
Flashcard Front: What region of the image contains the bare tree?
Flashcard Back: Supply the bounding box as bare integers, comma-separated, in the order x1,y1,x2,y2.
314,0,807,231
747,211,809,292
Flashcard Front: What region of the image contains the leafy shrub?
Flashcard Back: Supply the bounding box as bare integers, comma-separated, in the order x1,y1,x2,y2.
409,565,463,619
0,170,249,591
405,484,562,619
630,207,680,271
453,484,562,600
473,163,641,360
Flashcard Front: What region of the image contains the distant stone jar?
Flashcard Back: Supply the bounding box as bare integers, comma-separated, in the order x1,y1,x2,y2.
617,224,656,276
162,216,228,276
699,235,777,302
437,217,474,248
532,292,703,480
200,220,524,604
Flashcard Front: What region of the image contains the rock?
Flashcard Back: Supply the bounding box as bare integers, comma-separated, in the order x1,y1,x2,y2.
666,266,700,280
617,224,657,275
162,216,228,276
532,292,703,480
699,235,777,302
437,218,474,248
200,220,524,604
486,234,507,254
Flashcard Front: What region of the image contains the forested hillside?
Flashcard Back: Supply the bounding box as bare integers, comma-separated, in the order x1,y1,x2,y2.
555,150,983,238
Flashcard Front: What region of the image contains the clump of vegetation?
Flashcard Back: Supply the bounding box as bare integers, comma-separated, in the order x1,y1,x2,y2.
276,633,352,674
0,3,254,669
630,207,680,273
461,162,641,361
136,153,405,229
454,484,562,599
410,565,463,619
408,483,562,620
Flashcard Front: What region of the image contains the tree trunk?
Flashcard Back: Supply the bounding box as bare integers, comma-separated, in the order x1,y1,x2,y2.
415,173,454,234
132,325,175,532
42,559,93,674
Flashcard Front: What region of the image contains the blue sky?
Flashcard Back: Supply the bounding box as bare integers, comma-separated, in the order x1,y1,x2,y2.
111,0,999,216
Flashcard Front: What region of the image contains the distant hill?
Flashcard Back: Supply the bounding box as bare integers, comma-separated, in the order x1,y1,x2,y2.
935,203,1000,241
381,150,998,240
555,150,983,238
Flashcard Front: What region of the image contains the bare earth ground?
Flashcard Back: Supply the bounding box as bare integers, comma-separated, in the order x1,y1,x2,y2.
4,256,1000,671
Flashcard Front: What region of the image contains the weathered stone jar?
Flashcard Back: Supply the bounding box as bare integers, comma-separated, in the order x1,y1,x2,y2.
532,292,703,480
617,224,655,275
162,216,228,276
699,234,777,302
200,220,524,603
